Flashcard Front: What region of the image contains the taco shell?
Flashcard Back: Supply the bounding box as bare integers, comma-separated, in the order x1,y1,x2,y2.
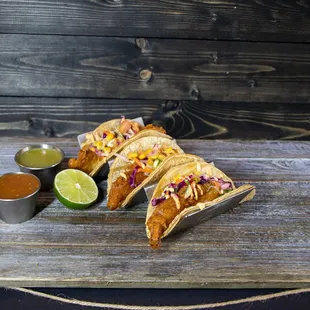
107,136,204,209
146,161,255,241
81,119,125,148
89,129,171,177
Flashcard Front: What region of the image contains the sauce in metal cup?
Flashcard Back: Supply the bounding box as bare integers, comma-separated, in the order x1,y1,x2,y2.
15,144,64,190
0,172,41,224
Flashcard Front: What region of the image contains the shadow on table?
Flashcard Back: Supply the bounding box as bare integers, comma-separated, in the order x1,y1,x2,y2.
35,191,55,216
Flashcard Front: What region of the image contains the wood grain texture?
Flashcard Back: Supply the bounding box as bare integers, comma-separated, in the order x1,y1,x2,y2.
0,98,309,140
1,0,310,42
1,149,309,182
1,139,309,159
1,139,309,181
1,35,310,103
0,139,309,288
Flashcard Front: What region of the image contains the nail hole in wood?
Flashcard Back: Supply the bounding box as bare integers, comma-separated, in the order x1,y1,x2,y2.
44,127,54,137
190,87,199,100
247,79,257,88
139,69,152,81
211,52,218,63
136,38,147,50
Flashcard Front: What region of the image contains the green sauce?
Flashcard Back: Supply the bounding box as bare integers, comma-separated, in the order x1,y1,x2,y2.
17,148,62,168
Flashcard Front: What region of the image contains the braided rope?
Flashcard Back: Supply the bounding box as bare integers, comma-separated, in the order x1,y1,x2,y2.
4,287,310,310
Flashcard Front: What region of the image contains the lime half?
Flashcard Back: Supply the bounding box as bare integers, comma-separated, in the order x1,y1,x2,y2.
54,169,99,209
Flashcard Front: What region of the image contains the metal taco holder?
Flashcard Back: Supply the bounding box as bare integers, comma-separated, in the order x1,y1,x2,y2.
93,159,114,182
126,182,158,207
77,117,145,180
133,182,255,236
167,185,255,236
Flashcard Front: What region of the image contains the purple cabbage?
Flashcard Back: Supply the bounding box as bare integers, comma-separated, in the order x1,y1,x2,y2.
102,133,107,139
198,176,232,190
152,197,166,207
129,166,139,188
198,175,209,184
177,180,187,191
170,183,177,190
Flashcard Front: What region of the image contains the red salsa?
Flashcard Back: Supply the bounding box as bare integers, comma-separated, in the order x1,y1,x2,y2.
0,174,40,199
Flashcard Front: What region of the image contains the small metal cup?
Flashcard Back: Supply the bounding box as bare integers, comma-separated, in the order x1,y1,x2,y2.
15,144,64,190
0,172,41,224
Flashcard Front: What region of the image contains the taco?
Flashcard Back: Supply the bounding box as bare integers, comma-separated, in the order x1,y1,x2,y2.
68,117,167,176
146,161,255,249
107,136,203,210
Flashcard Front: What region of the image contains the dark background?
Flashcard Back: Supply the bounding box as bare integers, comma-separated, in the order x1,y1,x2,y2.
0,0,309,308
0,1,309,140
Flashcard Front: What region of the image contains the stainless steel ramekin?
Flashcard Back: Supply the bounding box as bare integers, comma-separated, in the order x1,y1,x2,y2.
0,172,41,224
14,144,64,190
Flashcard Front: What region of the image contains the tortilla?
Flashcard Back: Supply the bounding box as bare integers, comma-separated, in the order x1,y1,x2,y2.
107,136,204,209
89,129,170,177
146,161,255,241
70,117,169,177
81,119,125,148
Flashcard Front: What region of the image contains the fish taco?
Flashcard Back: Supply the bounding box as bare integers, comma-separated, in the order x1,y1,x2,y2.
146,161,255,249
107,136,203,210
68,117,167,176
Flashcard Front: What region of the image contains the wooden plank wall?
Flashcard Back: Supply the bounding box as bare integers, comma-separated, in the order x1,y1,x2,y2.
0,0,309,140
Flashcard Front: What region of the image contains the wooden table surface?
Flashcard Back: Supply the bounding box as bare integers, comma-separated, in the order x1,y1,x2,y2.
0,138,309,288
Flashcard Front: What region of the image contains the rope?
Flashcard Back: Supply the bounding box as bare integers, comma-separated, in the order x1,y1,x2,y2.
4,287,310,310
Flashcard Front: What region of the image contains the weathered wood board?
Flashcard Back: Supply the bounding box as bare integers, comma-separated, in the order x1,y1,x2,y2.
0,98,309,140
1,0,310,42
1,35,310,103
0,139,309,288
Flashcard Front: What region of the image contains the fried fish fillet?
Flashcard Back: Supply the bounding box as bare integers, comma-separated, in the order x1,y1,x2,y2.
68,147,106,175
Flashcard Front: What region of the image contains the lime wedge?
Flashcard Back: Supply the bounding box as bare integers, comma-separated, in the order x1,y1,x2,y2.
54,169,99,209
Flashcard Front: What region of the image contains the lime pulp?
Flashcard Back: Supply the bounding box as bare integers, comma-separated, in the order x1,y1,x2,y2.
54,169,99,209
